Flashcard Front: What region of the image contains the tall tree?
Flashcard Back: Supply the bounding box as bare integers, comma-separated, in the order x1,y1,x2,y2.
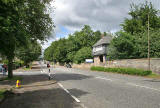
0,0,54,78
121,1,160,34
74,47,92,64
108,31,136,59
44,25,102,64
16,41,42,67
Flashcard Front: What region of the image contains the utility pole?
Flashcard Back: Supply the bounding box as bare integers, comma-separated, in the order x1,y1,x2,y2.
147,2,150,71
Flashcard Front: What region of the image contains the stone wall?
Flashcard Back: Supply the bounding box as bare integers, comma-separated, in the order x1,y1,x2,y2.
93,56,100,66
72,63,94,70
72,58,160,74
94,55,106,66
105,58,160,74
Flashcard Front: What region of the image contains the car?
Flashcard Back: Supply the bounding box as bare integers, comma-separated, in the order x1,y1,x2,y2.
66,63,72,68
0,64,4,72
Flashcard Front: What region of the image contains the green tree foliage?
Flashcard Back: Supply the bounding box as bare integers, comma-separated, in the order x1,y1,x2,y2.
135,29,160,58
0,0,53,78
108,2,160,60
16,41,41,67
44,46,53,61
108,31,136,59
121,1,160,34
44,25,102,64
109,29,160,59
74,47,92,64
53,39,68,64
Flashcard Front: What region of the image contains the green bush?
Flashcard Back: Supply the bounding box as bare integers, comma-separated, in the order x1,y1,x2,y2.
90,66,152,76
0,89,6,99
74,47,93,64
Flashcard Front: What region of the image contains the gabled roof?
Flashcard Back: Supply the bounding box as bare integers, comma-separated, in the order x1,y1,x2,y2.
93,36,112,47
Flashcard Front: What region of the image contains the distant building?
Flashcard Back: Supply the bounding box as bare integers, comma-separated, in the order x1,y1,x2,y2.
92,36,112,65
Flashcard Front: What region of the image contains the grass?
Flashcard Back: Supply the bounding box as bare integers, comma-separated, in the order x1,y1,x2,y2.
0,76,23,81
91,66,152,76
23,67,31,70
0,89,6,100
146,73,160,79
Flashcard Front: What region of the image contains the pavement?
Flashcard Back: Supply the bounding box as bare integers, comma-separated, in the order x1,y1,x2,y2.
1,62,160,108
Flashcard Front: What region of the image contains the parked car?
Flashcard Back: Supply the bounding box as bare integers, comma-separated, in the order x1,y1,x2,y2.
0,64,4,72
65,63,72,68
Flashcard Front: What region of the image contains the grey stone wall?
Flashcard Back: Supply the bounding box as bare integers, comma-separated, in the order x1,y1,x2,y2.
72,58,160,74
105,58,160,74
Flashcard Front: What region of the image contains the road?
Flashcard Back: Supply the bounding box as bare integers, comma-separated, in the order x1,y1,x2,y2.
13,63,160,108
50,67,160,108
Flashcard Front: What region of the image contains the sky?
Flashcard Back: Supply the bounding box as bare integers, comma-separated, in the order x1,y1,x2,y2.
42,0,160,50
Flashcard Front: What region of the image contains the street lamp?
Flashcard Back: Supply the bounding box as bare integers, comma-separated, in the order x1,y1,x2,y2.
147,1,150,71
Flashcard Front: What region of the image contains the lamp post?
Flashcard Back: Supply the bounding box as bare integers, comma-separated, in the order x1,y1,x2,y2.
147,1,150,71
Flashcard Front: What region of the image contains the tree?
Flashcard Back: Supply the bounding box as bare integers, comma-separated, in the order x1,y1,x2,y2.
16,41,41,67
74,47,93,64
44,46,53,61
108,31,136,59
44,25,101,64
108,2,160,60
53,39,68,64
134,29,160,58
0,0,53,78
121,1,160,34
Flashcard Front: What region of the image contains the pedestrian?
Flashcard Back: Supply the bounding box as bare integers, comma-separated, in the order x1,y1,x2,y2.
47,63,50,68
47,63,51,80
48,68,51,80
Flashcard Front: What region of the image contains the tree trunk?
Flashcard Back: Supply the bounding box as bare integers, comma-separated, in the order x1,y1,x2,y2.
8,57,13,78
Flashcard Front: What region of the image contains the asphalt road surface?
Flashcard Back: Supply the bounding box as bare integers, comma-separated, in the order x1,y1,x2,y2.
49,67,160,108
13,63,160,108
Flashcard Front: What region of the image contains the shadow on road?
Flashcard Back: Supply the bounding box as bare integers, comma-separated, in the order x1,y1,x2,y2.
68,88,89,98
0,74,90,108
0,88,82,108
54,73,92,81
0,75,52,86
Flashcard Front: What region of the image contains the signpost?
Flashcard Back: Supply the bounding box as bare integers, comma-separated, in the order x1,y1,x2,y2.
85,59,94,63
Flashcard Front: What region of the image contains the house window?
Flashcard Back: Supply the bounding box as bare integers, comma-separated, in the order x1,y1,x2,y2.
93,46,103,52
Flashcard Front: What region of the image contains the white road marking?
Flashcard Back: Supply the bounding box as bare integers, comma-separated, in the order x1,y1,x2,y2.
127,83,160,92
41,69,47,73
95,76,113,81
58,83,81,103
80,103,88,108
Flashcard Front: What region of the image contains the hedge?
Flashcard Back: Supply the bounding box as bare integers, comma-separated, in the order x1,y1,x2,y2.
90,66,152,76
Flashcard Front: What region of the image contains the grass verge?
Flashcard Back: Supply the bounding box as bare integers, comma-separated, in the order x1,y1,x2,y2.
23,67,31,70
0,89,6,100
91,66,152,76
0,76,23,81
146,73,160,79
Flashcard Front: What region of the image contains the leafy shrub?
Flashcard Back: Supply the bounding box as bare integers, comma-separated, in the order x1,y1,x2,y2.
91,66,152,76
74,47,93,64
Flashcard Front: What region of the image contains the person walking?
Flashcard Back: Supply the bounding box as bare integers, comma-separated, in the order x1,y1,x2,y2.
47,63,51,80
48,68,51,80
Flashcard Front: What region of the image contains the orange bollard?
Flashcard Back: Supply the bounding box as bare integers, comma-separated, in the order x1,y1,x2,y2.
16,80,21,88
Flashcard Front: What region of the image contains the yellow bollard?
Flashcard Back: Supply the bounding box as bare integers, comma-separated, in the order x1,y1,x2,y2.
16,80,21,88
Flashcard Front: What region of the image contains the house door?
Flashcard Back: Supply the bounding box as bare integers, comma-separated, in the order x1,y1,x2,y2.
99,55,103,63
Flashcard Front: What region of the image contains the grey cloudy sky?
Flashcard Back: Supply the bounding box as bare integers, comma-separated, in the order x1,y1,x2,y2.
43,0,160,50
53,0,159,32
